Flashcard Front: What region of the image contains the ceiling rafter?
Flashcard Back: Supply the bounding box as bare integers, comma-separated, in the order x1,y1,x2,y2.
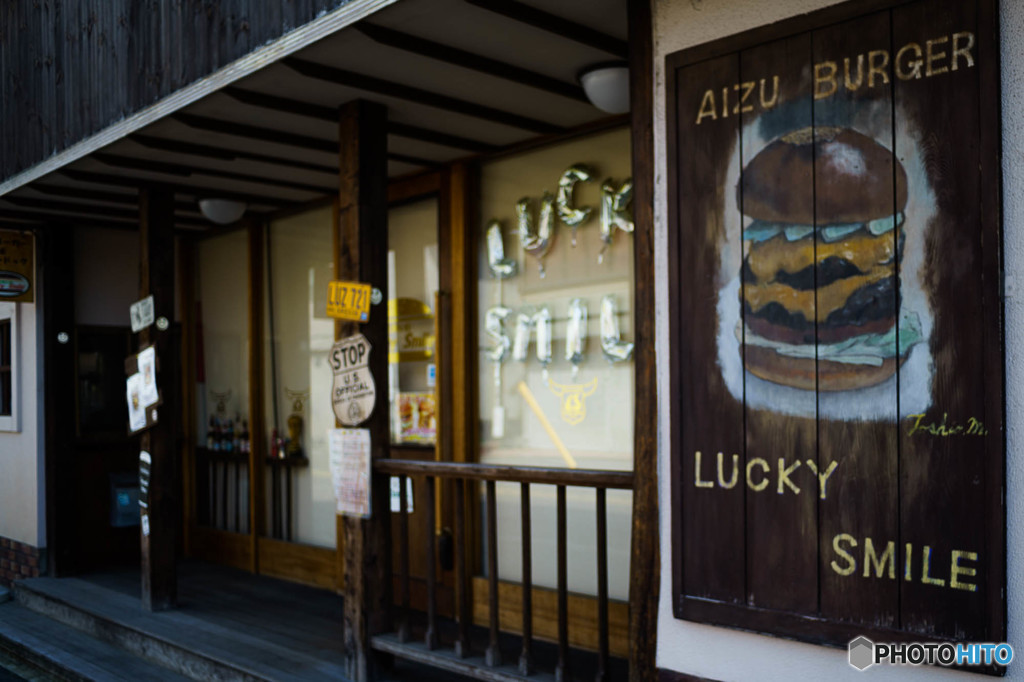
354,22,590,104
131,134,337,175
59,169,290,208
94,152,334,195
0,203,208,229
29,183,200,213
283,57,565,135
225,87,499,153
464,0,628,59
173,112,439,168
4,196,207,225
174,113,336,153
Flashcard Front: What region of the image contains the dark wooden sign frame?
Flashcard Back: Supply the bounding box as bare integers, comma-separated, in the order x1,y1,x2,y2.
666,0,1003,661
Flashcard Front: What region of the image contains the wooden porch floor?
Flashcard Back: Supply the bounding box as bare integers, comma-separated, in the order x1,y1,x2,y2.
3,560,474,682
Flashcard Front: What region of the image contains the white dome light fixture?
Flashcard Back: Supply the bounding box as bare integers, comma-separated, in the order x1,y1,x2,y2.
199,198,247,225
579,62,631,114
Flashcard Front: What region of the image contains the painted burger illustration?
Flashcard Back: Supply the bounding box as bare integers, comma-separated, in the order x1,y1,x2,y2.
738,126,922,391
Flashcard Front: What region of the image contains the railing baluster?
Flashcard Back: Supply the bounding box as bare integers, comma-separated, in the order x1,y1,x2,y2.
485,479,501,667
398,475,411,643
285,464,293,541
454,478,471,658
425,475,438,649
519,482,533,676
235,460,241,532
556,484,569,682
221,458,229,530
271,460,281,538
596,487,609,682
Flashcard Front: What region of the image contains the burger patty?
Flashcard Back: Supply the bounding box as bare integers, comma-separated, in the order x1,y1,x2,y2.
744,229,901,284
740,230,905,322
742,276,900,344
743,264,894,322
742,255,864,290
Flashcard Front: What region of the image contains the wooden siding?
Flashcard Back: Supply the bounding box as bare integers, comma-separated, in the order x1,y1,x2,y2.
0,0,353,180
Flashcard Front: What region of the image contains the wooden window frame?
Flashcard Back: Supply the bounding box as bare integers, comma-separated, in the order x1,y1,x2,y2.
0,302,18,431
666,0,1004,655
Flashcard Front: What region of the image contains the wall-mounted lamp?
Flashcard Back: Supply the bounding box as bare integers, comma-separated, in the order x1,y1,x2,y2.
579,62,630,114
198,198,247,225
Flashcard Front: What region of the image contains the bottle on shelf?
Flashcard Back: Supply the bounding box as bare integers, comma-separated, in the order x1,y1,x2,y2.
206,417,216,450
212,417,222,452
240,419,250,454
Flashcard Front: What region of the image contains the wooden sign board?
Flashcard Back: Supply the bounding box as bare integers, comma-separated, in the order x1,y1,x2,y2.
667,0,1003,653
0,230,34,303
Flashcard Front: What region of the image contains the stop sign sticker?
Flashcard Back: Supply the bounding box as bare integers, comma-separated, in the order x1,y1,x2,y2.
330,333,376,426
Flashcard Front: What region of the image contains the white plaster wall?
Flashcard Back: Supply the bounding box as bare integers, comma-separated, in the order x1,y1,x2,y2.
0,285,44,547
653,0,1022,678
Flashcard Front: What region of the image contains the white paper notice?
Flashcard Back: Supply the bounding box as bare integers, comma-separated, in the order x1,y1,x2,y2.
126,373,147,432
328,428,372,518
137,347,159,408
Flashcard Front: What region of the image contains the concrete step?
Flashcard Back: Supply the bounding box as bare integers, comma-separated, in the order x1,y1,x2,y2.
12,577,321,681
9,573,479,682
0,600,192,681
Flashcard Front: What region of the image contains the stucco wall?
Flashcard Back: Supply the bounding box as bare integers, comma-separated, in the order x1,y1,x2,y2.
0,298,44,548
653,0,1021,679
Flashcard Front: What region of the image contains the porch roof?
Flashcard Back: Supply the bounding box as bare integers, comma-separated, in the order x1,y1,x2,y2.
0,0,627,232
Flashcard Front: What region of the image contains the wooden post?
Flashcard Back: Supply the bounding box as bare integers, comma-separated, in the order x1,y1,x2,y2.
138,186,178,612
336,100,392,682
627,0,659,679
42,224,76,577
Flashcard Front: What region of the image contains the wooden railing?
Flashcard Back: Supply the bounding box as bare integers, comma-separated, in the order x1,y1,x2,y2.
374,459,633,681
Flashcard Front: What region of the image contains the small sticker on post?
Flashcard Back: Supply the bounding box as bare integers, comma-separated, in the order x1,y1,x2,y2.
130,295,155,332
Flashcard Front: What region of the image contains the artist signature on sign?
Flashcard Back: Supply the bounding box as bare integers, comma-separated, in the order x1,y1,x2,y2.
905,413,988,437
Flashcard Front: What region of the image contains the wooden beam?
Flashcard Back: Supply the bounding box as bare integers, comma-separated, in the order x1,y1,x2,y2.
0,209,136,230
173,112,438,169
174,112,337,153
1,201,209,230
627,0,658,680
464,0,628,59
248,221,267,573
32,183,141,205
388,123,499,154
94,152,335,196
138,186,179,612
132,134,337,175
387,171,441,205
225,88,499,154
58,169,290,208
224,87,338,121
41,225,76,577
285,57,564,135
336,100,393,682
387,152,442,170
29,184,197,214
355,23,589,103
6,197,140,221
179,240,197,561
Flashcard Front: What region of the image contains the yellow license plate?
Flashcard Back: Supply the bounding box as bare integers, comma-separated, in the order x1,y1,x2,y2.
326,281,372,322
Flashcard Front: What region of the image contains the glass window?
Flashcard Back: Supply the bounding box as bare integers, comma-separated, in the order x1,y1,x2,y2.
194,230,251,532
263,206,336,548
476,127,635,599
0,306,12,423
387,198,439,446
